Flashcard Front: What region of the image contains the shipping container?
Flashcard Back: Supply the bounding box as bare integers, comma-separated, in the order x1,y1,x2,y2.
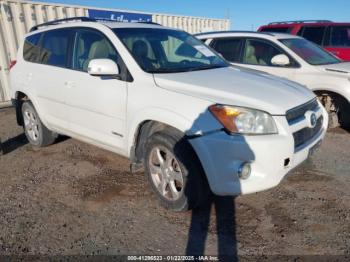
0,0,230,103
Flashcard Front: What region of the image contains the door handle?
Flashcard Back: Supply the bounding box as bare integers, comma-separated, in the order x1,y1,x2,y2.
64,81,75,88
26,73,33,80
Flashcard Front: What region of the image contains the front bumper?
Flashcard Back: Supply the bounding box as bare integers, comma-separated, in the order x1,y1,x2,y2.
189,104,328,196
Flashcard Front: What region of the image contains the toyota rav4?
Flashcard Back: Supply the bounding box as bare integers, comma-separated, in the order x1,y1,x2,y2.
10,17,328,211
197,31,350,129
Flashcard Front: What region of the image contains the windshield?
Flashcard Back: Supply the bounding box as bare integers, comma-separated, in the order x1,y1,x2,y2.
280,38,341,65
113,28,227,73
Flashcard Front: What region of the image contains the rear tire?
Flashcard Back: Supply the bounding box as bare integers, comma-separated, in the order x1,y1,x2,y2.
22,101,56,147
144,130,210,212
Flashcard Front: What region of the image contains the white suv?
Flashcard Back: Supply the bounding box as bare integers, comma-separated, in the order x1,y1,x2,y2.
10,18,328,211
196,31,350,129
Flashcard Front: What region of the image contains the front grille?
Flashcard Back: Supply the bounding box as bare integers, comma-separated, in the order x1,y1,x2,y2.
286,98,319,124
293,116,323,150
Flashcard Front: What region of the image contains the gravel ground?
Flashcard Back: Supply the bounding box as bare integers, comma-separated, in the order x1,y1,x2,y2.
0,107,349,260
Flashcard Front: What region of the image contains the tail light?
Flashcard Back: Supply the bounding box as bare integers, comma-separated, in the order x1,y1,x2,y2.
9,60,17,71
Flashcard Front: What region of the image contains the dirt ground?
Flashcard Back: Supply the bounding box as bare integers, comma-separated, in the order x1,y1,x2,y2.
0,107,349,260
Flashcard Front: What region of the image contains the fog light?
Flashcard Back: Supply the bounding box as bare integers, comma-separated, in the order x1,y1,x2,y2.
238,162,251,180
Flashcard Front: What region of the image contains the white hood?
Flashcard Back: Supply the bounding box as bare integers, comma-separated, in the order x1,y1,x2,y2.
319,62,350,74
153,66,315,115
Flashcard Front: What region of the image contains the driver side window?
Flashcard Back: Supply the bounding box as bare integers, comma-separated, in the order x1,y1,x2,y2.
243,39,287,66
72,29,120,72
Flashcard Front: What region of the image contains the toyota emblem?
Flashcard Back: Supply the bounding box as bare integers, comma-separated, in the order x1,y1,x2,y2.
310,113,317,128
304,111,318,128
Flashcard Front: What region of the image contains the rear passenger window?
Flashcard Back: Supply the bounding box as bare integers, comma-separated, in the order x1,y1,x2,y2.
23,33,42,63
39,29,69,67
300,26,326,45
330,26,350,47
211,38,243,63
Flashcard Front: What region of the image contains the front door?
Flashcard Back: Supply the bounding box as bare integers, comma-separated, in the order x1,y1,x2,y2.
64,28,128,150
236,38,299,80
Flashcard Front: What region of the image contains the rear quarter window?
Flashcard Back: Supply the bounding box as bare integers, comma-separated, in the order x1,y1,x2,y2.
23,33,42,63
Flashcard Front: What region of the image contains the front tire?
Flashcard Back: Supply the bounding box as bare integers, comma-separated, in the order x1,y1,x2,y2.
22,101,56,147
144,131,210,212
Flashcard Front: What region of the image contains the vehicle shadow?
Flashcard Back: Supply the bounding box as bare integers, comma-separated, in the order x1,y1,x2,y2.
0,133,70,155
0,133,28,155
54,135,70,144
183,110,255,261
186,196,238,261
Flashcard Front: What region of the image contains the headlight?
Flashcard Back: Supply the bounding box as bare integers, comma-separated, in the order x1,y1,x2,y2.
209,105,278,135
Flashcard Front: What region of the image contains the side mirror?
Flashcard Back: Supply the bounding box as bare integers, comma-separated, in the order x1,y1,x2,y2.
87,59,120,77
271,54,290,66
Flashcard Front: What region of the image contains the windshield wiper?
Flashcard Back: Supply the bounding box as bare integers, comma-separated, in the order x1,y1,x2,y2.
147,68,190,73
185,65,227,72
314,61,341,66
148,64,227,74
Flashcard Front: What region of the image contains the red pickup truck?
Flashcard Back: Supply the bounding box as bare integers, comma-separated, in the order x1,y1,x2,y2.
258,20,350,61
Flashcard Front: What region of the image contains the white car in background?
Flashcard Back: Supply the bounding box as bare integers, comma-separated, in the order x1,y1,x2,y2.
196,31,350,129
10,18,327,211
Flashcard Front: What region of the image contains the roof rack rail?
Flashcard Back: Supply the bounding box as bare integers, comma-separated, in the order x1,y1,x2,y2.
29,16,162,32
140,21,162,25
268,20,332,25
30,17,95,32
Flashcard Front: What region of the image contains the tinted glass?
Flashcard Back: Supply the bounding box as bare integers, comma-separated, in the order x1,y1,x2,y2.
330,26,350,47
301,26,326,45
243,39,285,66
39,29,69,67
23,33,42,63
73,29,120,72
114,28,227,73
260,27,291,33
211,38,243,62
281,38,340,65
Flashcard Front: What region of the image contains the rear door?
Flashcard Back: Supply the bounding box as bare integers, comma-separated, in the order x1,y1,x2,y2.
325,25,350,61
34,28,73,130
64,28,128,150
